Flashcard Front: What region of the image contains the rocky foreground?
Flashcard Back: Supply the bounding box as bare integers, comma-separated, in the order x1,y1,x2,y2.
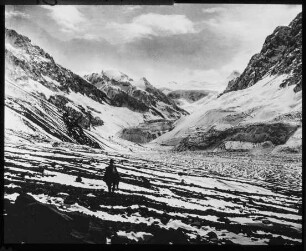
4,140,302,245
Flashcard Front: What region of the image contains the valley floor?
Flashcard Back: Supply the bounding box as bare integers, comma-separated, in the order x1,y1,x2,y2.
4,139,302,245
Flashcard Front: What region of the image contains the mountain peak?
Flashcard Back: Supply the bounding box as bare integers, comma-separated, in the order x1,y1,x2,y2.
101,69,132,82
140,77,150,84
222,12,302,95
226,71,240,82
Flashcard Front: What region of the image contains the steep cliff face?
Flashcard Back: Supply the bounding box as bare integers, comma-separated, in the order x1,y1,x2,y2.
84,72,188,121
121,120,174,144
223,12,302,94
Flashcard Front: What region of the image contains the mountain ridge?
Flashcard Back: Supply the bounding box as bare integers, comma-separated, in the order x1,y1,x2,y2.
222,12,302,95
84,71,188,121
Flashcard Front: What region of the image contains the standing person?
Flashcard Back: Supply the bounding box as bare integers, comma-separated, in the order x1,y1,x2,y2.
103,159,121,194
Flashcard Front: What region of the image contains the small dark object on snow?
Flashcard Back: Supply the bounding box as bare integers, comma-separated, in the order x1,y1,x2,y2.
218,217,231,224
141,177,151,188
207,231,218,240
52,142,60,147
262,219,272,225
76,176,82,182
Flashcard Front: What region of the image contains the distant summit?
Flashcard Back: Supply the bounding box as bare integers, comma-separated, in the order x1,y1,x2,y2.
101,69,133,82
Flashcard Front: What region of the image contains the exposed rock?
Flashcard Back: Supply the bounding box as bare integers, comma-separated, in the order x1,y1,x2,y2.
222,12,301,95
147,227,189,244
5,28,105,149
5,193,74,243
176,123,298,151
5,28,110,103
52,142,60,147
121,119,174,143
207,231,218,240
84,72,188,120
141,177,151,188
4,193,109,243
262,219,272,225
167,90,212,103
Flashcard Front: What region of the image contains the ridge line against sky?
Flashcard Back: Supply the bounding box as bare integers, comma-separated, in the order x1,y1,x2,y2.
5,4,302,92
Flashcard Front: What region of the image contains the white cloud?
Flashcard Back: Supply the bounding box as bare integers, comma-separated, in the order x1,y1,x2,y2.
41,6,86,33
124,6,142,12
133,13,196,35
5,10,30,19
202,7,225,14
105,22,152,43
105,13,197,43
202,5,302,74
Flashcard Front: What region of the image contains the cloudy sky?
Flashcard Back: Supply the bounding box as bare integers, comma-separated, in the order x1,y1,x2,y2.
5,4,301,91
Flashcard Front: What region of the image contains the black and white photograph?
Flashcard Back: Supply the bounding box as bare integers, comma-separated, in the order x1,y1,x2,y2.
3,3,303,245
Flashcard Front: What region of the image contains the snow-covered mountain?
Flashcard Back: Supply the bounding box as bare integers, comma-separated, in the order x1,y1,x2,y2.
4,14,302,246
5,28,181,150
154,13,302,154
84,71,187,120
83,71,188,143
223,12,302,95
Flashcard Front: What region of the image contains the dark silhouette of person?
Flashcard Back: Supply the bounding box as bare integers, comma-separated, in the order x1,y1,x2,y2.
103,159,120,194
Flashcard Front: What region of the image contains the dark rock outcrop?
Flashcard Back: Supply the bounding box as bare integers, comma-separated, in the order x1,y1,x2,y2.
121,119,174,143
4,193,108,243
5,28,110,104
176,123,299,151
167,90,213,103
222,12,302,95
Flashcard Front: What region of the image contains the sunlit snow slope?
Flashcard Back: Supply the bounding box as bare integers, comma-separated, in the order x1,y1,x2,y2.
4,28,157,152
154,75,302,152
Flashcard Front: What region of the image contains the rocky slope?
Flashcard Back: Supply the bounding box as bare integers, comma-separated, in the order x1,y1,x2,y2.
223,12,302,94
120,119,174,144
84,71,188,143
167,90,214,103
84,71,188,120
5,28,158,150
154,13,302,153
